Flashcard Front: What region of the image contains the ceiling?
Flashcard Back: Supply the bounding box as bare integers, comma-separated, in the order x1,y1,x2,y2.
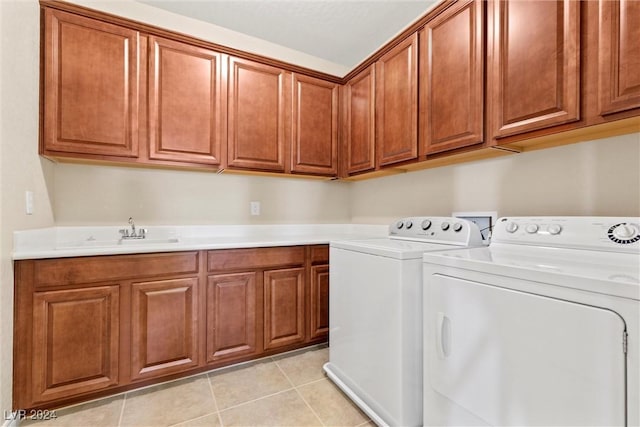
136,1,439,69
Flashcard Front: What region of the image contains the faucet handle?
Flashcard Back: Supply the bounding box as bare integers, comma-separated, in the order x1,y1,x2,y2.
119,229,129,238
140,228,148,238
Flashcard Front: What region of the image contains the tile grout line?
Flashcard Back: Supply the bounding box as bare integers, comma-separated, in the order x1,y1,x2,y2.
206,372,225,427
273,359,326,427
117,393,127,427
216,386,296,412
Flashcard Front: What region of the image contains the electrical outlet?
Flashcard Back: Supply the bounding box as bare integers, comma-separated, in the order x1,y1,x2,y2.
250,201,261,216
452,211,498,242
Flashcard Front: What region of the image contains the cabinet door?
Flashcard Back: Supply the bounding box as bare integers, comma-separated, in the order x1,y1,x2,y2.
264,268,305,350
228,57,288,171
148,37,225,166
488,0,580,139
376,34,418,166
598,0,640,115
32,286,119,403
42,9,139,157
207,272,258,362
309,264,329,340
344,66,376,174
420,0,484,155
291,74,339,175
131,278,199,380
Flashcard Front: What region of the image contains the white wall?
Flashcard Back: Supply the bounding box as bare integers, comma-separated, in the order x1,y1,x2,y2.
350,133,640,224
0,0,56,417
53,164,351,225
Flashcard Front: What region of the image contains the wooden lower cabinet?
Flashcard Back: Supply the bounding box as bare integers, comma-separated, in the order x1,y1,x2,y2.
130,278,199,380
31,286,120,403
309,264,329,340
14,246,328,410
263,268,305,350
206,272,258,362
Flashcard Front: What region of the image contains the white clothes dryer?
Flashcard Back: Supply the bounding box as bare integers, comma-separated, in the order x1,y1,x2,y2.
324,217,484,427
422,217,640,426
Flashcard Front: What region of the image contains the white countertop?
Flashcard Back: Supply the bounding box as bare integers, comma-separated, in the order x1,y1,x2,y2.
13,224,388,260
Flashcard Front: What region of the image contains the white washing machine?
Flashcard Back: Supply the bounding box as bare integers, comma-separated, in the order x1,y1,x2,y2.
422,217,640,426
324,217,484,427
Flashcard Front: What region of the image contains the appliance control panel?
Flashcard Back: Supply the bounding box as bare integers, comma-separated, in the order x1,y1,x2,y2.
389,217,484,246
493,217,640,252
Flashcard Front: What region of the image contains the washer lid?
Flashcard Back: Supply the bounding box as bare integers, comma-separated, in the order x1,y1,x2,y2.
423,243,640,300
331,238,467,260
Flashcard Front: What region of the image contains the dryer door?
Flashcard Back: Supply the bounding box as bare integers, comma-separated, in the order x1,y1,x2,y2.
425,274,626,426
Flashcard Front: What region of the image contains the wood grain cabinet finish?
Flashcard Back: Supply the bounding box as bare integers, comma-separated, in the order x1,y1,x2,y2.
375,34,418,166
148,37,226,166
309,264,329,340
344,65,376,174
598,0,640,115
206,272,257,362
130,278,199,380
488,0,580,140
419,0,484,155
42,8,139,158
263,268,305,350
31,286,119,403
291,74,339,175
228,57,289,172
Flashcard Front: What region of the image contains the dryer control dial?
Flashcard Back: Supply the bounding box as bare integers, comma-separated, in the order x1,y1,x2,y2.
608,223,640,244
453,223,463,232
421,219,432,230
396,220,404,229
441,222,450,231
547,224,562,235
525,224,539,234
505,222,519,233
406,220,413,229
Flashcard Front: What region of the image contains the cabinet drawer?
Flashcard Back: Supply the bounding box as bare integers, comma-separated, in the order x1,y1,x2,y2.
207,247,304,272
309,245,329,264
33,252,199,288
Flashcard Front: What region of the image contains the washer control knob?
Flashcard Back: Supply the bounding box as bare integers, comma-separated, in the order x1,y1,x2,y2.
505,222,519,233
441,222,450,231
396,220,404,229
453,223,463,232
421,219,432,230
613,224,636,239
406,220,413,229
547,224,562,235
525,224,539,234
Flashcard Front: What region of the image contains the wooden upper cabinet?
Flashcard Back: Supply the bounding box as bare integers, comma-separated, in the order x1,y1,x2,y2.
419,0,484,155
228,57,289,172
42,9,139,158
598,0,640,115
344,65,376,174
375,34,418,167
148,37,226,166
488,0,580,140
291,74,339,176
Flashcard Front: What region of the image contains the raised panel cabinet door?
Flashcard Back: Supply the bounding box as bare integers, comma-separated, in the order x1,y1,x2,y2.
264,268,305,350
130,278,199,381
148,37,226,166
291,74,339,175
309,265,329,340
42,8,139,157
345,65,376,174
420,0,484,155
599,0,640,115
488,0,580,139
206,272,258,362
31,286,119,403
228,57,288,171
375,34,418,166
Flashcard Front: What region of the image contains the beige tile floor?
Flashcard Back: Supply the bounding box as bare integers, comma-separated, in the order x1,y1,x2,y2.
23,345,373,427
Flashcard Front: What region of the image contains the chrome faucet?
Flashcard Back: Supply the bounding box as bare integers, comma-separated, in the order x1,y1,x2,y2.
119,217,147,239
